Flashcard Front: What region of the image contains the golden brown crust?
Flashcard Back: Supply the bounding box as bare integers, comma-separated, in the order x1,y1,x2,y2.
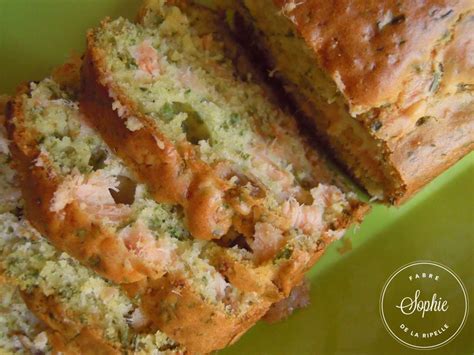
132,199,365,354
240,1,473,203
210,250,281,301
5,83,158,284
129,274,270,354
274,0,471,112
391,97,474,202
20,288,121,355
263,279,310,323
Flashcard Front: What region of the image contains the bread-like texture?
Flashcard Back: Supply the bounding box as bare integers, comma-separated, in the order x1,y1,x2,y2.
238,0,474,203
5,73,273,353
83,0,367,289
21,289,120,355
125,274,270,354
0,211,185,354
5,4,368,353
4,68,274,354
80,4,368,350
273,0,472,112
6,83,158,284
2,84,190,354
0,282,53,354
82,0,366,242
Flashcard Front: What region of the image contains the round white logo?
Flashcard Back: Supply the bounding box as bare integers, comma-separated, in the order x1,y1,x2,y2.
380,261,469,350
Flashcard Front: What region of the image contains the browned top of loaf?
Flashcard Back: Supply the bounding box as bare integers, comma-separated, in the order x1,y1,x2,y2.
274,0,471,113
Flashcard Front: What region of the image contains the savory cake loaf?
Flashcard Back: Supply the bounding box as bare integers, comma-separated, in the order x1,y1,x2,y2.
5,3,367,352
236,0,474,203
7,57,366,352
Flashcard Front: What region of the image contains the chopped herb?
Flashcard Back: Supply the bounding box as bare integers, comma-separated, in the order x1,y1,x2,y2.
371,120,383,132
230,113,240,125
416,116,433,126
440,30,452,42
412,64,423,74
439,9,453,19
225,9,236,30
88,255,101,268
168,226,186,240
429,8,439,17
457,83,474,92
390,14,406,25
75,228,87,239
240,152,250,160
275,247,293,260
429,64,444,93
160,102,176,121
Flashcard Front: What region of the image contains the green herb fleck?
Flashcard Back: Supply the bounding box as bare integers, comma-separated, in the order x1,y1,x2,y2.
371,120,383,132
429,64,444,93
230,113,240,126
457,83,473,92
240,152,250,160
439,9,453,20
160,102,176,121
88,255,101,268
75,228,87,239
276,247,293,260
416,116,433,126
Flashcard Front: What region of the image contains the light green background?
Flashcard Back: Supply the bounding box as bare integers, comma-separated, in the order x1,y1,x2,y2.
1,1,472,354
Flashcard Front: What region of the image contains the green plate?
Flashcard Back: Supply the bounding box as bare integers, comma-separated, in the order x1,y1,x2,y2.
1,1,472,354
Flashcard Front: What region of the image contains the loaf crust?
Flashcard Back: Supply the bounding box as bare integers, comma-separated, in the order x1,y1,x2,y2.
127,274,270,354
239,0,474,203
274,0,471,112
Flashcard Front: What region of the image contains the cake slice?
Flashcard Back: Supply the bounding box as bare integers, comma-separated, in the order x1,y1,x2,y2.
235,0,474,203
82,0,367,299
